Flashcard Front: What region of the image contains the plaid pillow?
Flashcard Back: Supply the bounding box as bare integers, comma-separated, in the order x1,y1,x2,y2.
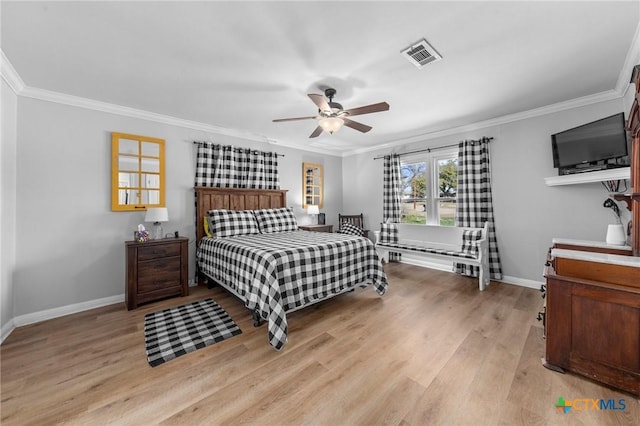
206,209,260,238
338,223,365,237
379,223,398,244
253,207,298,233
461,229,482,256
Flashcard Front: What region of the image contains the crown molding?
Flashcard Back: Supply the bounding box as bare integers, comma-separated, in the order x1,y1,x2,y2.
12,74,343,155
2,45,634,159
17,79,625,159
0,50,25,94
0,48,272,143
18,85,273,144
344,89,624,157
265,138,343,157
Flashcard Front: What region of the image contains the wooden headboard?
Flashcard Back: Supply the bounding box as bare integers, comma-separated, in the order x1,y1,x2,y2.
194,187,288,241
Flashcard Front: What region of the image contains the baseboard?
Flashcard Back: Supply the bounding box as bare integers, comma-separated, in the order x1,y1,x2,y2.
398,259,544,290
12,294,125,328
498,275,544,290
1,318,16,344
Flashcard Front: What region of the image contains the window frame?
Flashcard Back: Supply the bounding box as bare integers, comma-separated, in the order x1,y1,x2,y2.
302,162,323,209
111,132,166,212
400,147,458,226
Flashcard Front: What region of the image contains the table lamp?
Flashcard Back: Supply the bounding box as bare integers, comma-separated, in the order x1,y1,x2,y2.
307,205,320,224
145,207,169,240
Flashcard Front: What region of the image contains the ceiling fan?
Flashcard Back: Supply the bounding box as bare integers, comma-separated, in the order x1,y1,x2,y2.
273,88,390,138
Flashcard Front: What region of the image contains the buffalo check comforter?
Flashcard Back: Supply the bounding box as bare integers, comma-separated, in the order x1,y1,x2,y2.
197,230,388,350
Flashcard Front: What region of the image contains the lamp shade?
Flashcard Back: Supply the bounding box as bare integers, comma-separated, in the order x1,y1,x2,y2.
319,117,344,134
307,205,320,215
145,207,169,223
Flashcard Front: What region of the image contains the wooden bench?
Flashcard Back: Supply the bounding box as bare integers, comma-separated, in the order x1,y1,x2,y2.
374,222,490,291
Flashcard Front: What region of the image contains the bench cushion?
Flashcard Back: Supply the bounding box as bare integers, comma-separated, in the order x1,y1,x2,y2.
376,242,477,260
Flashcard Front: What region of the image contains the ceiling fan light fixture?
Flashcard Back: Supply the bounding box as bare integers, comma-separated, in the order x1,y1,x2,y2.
319,117,344,134
273,87,388,138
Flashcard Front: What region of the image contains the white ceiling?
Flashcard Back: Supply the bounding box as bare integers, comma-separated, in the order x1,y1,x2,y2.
2,1,639,155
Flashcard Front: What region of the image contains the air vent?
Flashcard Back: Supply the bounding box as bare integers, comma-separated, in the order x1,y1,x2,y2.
401,39,442,68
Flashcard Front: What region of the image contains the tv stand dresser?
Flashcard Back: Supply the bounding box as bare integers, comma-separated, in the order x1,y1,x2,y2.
542,64,640,396
543,239,640,396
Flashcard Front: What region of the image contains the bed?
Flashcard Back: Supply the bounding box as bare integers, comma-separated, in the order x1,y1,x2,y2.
194,187,388,350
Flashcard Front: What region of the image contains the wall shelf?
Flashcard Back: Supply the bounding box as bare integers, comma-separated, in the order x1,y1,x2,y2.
544,167,630,186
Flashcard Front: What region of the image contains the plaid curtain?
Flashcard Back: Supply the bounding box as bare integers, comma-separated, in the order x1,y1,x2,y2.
194,143,280,189
383,154,402,261
455,138,502,279
383,154,402,222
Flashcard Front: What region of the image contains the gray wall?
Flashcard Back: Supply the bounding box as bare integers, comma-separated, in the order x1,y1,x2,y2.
10,96,342,318
343,98,630,285
1,79,18,337
2,83,633,332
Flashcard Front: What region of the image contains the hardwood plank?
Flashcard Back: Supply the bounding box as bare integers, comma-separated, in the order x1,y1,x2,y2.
162,334,335,424
353,376,426,425
402,329,493,425
450,308,534,425
2,263,637,425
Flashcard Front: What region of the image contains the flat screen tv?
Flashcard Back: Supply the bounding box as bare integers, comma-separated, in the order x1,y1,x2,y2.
551,112,628,174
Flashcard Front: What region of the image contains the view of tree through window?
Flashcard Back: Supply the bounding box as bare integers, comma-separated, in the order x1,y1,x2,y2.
400,152,458,226
436,158,458,226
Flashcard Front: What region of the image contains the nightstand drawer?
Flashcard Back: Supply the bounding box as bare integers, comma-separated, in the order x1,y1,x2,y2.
137,257,181,293
137,242,181,261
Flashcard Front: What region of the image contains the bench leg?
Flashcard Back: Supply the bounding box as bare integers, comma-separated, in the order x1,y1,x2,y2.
376,248,389,263
479,267,486,291
479,259,490,291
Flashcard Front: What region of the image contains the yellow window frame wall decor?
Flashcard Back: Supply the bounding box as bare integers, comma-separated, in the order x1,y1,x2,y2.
302,162,323,209
111,132,166,211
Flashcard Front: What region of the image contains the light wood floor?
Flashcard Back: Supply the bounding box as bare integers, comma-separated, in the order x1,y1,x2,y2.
1,262,638,425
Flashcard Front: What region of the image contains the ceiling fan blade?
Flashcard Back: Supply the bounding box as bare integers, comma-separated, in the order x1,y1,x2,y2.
343,118,372,133
308,94,331,111
343,102,390,117
309,126,323,138
273,116,317,122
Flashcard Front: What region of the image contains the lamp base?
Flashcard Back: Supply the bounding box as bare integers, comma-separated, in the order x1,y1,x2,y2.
152,223,163,240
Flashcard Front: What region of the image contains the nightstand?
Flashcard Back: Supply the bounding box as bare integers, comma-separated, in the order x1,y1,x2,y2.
299,224,333,233
125,237,189,310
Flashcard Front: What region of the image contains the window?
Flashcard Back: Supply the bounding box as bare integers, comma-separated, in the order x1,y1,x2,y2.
400,149,458,226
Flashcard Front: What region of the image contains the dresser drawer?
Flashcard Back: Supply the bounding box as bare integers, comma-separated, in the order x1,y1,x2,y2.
137,243,181,261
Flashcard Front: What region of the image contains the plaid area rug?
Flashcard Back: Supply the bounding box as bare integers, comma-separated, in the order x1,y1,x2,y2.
144,298,241,367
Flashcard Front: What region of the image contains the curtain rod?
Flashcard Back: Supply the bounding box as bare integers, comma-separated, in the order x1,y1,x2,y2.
373,136,494,160
193,141,285,157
